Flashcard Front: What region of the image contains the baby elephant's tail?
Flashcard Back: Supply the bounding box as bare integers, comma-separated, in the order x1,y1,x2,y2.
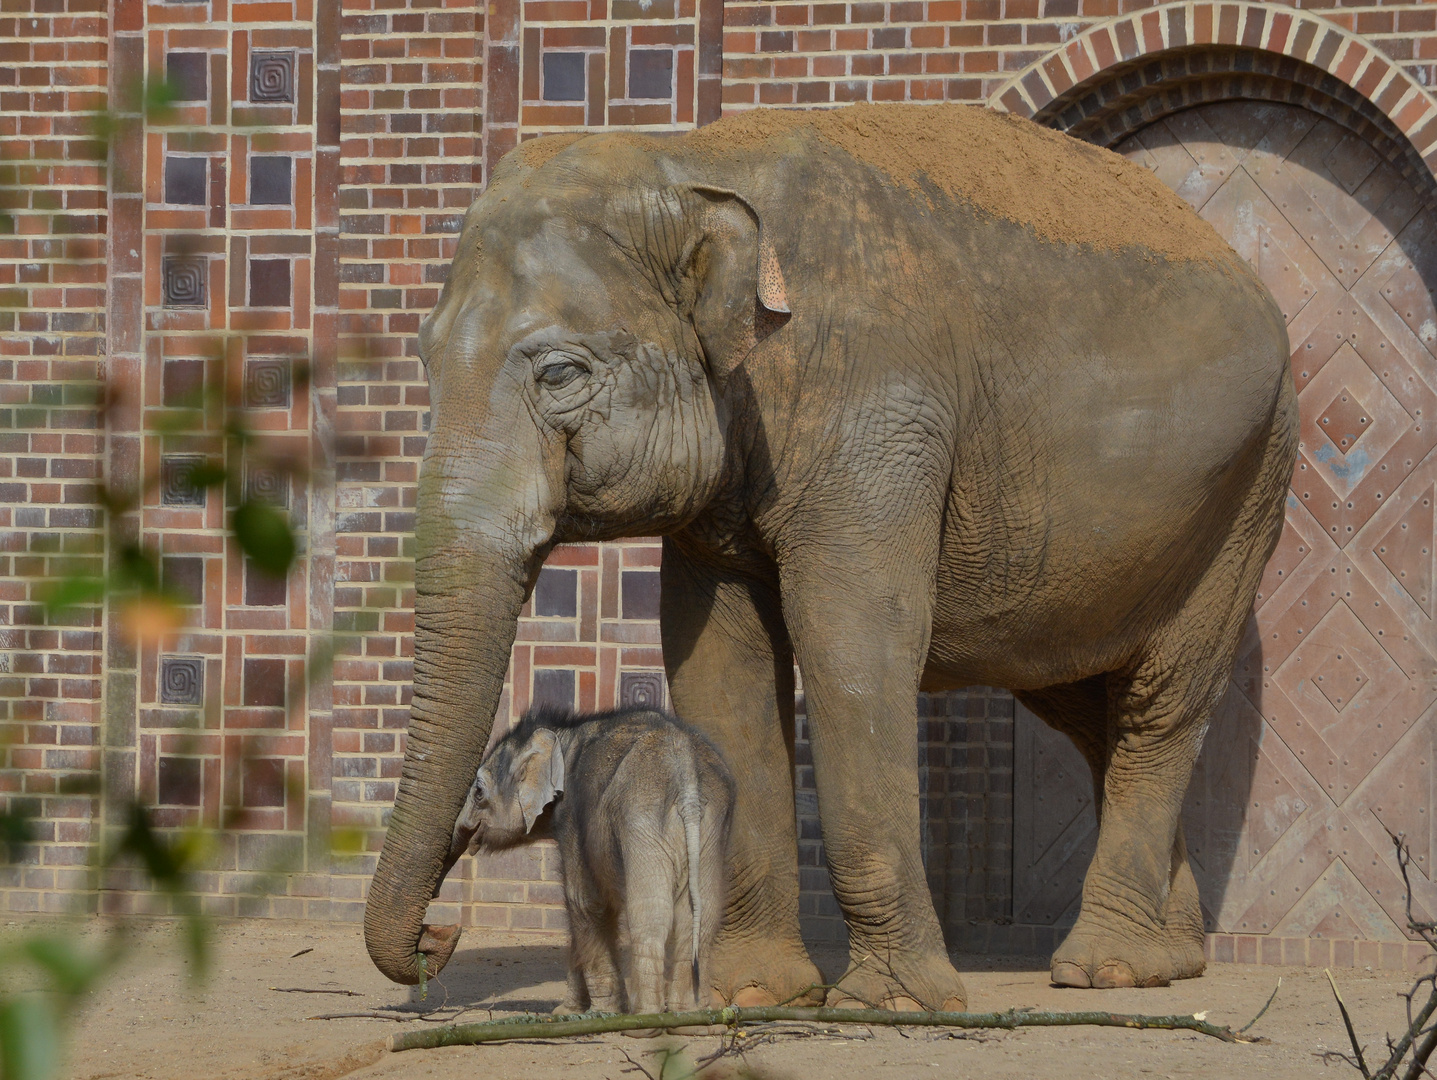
677,749,704,1005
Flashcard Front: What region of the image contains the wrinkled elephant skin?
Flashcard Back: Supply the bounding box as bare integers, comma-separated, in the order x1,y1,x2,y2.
362,104,1298,1012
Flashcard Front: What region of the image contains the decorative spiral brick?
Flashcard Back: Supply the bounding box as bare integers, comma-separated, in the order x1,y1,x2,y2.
245,464,289,509
619,671,666,709
160,656,205,706
162,256,206,308
244,358,291,409
161,454,208,507
250,52,295,104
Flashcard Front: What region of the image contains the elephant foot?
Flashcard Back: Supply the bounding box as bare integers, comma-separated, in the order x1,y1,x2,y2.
1050,915,1204,989
826,946,967,1012
707,935,824,1007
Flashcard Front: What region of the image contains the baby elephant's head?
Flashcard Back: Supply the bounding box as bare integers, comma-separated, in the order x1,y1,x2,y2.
449,726,566,859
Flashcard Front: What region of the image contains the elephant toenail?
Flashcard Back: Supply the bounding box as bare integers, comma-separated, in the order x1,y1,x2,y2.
1051,961,1093,988
731,985,778,1007
1092,964,1138,988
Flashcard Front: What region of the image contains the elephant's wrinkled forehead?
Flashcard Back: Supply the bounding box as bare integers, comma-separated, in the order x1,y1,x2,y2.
438,200,631,369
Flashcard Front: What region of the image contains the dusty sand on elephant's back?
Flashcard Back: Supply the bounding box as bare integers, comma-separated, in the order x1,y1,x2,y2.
515,132,585,171
685,104,1230,261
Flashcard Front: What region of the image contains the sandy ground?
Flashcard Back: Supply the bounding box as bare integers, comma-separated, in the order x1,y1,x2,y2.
18,915,1422,1080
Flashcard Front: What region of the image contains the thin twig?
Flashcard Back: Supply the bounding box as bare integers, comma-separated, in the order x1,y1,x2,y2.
387,1004,1264,1052
310,1011,421,1022
1239,978,1282,1035
772,956,877,1008
1327,968,1372,1079
270,986,362,996
617,1046,656,1080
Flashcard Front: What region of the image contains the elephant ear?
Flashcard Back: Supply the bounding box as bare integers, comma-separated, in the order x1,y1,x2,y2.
515,728,565,834
670,184,790,384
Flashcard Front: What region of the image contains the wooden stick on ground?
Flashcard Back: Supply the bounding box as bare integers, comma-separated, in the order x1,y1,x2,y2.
387,1004,1266,1053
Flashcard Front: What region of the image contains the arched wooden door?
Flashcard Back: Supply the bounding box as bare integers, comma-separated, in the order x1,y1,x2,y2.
1013,99,1437,941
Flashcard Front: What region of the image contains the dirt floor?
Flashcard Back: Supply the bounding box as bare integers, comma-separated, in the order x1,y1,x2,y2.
21,915,1421,1080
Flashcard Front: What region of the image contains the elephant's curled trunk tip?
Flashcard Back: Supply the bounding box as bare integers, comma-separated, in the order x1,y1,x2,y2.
369,922,463,986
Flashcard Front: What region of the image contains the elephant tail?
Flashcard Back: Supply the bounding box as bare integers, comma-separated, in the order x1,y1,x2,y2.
676,747,704,1005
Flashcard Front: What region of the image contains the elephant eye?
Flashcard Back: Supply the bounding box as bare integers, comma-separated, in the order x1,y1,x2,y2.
534,355,588,390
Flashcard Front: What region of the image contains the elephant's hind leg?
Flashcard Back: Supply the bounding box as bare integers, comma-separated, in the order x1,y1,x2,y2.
1017,678,1206,988
1044,647,1217,989
1052,439,1290,987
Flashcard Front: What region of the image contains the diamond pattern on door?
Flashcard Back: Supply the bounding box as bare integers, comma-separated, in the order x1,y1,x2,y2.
1013,100,1437,942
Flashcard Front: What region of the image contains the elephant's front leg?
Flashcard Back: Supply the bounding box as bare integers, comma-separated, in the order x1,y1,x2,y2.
784,561,967,1012
661,541,823,1006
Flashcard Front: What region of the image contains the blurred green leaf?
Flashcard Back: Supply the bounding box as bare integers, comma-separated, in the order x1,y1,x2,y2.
55,775,101,797
20,939,106,999
232,501,295,577
329,826,364,856
38,577,105,615
222,417,254,446
0,996,59,1080
0,813,32,861
182,915,210,981
148,407,205,432
141,78,181,125
183,461,227,491
113,805,181,888
114,544,162,595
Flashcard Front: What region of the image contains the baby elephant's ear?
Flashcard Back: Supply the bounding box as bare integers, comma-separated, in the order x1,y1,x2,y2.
518,729,565,834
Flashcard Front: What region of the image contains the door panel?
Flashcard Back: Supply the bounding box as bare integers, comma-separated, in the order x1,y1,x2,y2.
1013,100,1437,941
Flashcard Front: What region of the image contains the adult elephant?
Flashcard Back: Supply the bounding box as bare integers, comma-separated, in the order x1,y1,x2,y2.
362,103,1298,1010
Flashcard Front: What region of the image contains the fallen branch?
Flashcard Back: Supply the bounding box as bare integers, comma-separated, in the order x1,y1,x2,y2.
387,1004,1263,1052
1327,969,1372,1078
270,986,363,996
312,1011,417,1022
1240,978,1282,1035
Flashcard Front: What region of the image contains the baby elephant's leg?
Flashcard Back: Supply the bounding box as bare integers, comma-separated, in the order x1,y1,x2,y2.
624,854,681,1015
569,914,624,1012
564,876,624,1013
556,958,589,1015
664,887,697,1010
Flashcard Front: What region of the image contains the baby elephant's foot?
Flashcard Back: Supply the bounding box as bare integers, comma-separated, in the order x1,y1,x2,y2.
552,1000,588,1017
826,946,967,1012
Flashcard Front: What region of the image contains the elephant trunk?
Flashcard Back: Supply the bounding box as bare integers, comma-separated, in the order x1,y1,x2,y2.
363,527,537,985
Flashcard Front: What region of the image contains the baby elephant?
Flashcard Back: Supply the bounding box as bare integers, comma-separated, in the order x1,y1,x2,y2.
451,706,735,1015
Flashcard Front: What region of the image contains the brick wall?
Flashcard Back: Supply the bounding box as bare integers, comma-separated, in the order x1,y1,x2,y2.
721,0,1437,115
0,0,109,909
332,0,486,916
3,0,1436,970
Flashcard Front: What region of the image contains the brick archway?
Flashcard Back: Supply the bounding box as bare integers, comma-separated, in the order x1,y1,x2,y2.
989,1,1437,181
